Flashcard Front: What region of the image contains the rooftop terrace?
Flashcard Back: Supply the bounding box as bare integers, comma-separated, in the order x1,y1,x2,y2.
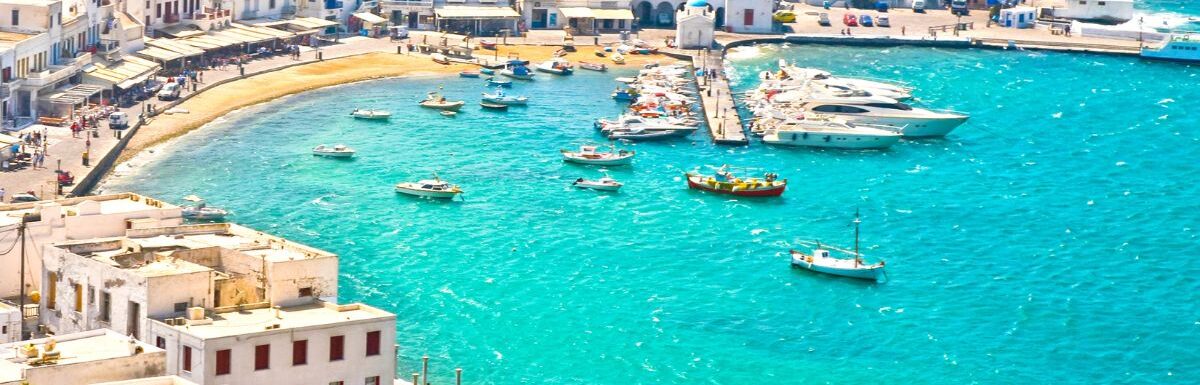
157,301,393,339
0,329,163,384
0,192,177,226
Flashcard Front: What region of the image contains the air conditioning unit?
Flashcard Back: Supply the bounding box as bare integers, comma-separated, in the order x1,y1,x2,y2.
187,307,205,321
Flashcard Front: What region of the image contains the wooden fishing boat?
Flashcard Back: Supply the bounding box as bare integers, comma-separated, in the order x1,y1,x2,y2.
594,49,607,57
431,53,450,65
480,102,509,110
560,145,635,166
459,70,481,78
611,53,625,65
789,212,886,281
684,166,786,197
479,40,497,50
501,60,536,80
579,62,608,72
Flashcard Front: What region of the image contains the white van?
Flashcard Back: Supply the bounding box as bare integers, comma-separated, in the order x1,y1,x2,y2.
157,83,181,101
109,111,130,129
912,0,926,13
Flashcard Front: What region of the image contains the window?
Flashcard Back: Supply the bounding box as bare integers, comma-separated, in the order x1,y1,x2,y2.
255,344,270,370
183,346,192,372
99,292,111,322
74,283,83,312
293,340,308,366
215,349,231,375
174,302,189,313
155,337,165,349
47,272,57,309
366,331,381,356
269,0,276,8
365,376,380,385
156,4,162,18
1098,1,1106,5
88,286,95,304
11,10,18,26
329,335,344,361
330,382,344,385
299,287,314,297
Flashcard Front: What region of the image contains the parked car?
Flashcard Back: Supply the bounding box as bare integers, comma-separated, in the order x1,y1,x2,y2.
818,13,831,26
109,111,130,129
11,193,40,203
157,83,181,101
877,14,891,27
951,0,970,16
859,14,873,27
913,0,927,13
773,10,797,23
843,13,858,26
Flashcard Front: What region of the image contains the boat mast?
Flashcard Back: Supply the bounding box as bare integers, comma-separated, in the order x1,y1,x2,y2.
853,209,861,267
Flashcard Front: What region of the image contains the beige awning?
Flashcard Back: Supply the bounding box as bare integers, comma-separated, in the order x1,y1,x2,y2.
220,28,276,43
593,9,635,20
158,24,206,38
353,12,388,25
559,7,593,19
82,56,161,89
136,46,185,62
232,23,295,39
210,29,264,44
145,38,205,57
0,133,19,145
435,6,521,19
290,17,339,29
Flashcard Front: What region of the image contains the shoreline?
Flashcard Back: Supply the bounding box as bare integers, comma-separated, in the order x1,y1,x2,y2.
105,47,674,181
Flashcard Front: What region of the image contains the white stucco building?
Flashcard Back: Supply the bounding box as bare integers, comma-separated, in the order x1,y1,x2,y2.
674,0,711,49
147,301,396,385
632,0,771,32
520,0,634,34
0,301,19,344
38,222,340,342
1047,0,1133,24
0,329,167,385
0,193,183,310
722,0,770,33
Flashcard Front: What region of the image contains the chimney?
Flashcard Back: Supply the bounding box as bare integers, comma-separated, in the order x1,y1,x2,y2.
273,305,282,319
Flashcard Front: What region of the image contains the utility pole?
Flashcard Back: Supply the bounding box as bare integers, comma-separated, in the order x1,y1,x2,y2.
17,212,40,339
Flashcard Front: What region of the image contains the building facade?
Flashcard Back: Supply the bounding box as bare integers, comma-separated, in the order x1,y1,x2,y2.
0,329,167,385
520,0,634,34
674,0,711,48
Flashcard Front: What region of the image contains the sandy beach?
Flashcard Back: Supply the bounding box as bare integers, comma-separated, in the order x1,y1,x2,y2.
118,45,675,164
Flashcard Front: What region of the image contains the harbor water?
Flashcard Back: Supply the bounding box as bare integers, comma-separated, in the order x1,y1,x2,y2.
102,45,1200,384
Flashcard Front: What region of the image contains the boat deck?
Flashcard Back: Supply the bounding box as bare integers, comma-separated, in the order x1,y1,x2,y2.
693,52,748,145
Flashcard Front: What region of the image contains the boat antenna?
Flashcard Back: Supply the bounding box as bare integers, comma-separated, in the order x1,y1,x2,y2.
853,209,861,268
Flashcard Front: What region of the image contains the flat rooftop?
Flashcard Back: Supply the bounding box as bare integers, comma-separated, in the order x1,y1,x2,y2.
53,223,335,278
161,302,393,339
0,329,163,383
0,192,178,226
0,30,37,44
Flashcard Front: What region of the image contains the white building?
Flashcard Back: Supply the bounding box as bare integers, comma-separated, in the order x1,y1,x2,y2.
38,222,340,341
0,329,167,385
0,301,20,344
1047,0,1134,24
381,0,520,36
0,193,182,312
999,6,1036,29
722,0,771,33
674,0,711,49
147,301,396,385
520,0,634,34
96,376,200,385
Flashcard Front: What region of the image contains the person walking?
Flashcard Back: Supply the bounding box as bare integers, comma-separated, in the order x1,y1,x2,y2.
0,187,6,202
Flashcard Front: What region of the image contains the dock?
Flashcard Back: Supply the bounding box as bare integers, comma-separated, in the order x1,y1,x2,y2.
693,50,748,145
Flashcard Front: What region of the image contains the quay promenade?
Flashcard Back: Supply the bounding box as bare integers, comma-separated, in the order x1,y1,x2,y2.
691,50,749,145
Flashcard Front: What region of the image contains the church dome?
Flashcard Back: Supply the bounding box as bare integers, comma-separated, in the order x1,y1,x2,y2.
687,0,709,8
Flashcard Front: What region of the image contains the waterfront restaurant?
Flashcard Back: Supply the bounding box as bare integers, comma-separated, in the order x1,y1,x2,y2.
434,5,522,36
557,6,636,35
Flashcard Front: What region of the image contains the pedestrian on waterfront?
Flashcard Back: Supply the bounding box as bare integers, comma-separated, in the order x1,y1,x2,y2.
35,151,44,169
71,122,80,138
1065,24,1072,37
902,26,906,36
0,187,6,202
199,71,204,83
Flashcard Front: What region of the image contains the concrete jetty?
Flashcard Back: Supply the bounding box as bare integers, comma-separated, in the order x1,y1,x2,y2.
693,51,748,145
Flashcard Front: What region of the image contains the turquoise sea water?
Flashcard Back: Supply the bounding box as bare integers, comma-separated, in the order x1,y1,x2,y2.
103,45,1200,384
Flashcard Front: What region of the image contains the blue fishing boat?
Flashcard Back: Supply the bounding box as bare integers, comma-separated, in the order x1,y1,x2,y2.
486,77,513,88
480,68,495,75
500,60,535,80
481,87,528,105
611,88,639,101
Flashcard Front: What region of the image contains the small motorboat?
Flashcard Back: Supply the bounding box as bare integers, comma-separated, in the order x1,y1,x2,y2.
684,166,787,197
611,88,639,101
607,128,689,141
395,174,463,199
180,195,229,220
459,70,481,78
594,49,607,57
789,212,885,281
431,53,450,65
419,89,466,111
479,40,497,50
560,145,635,166
573,176,623,192
312,144,356,158
350,108,391,120
441,110,457,117
536,58,574,75
480,102,509,110
611,53,625,65
486,77,513,88
481,87,528,105
500,60,535,80
579,62,607,72
480,68,496,75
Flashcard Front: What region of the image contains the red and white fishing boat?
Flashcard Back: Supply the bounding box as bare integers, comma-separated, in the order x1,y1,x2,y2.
684,165,786,197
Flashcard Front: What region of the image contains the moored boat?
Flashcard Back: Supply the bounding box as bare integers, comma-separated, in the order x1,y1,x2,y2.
501,60,536,80
579,62,607,72
480,101,509,110
572,176,623,191
350,108,391,120
684,166,786,197
607,128,689,141
480,68,496,75
181,195,229,220
789,212,886,281
761,117,902,149
481,87,529,105
486,77,513,88
419,90,466,111
431,53,450,65
536,58,574,75
312,144,356,158
459,70,481,78
560,145,635,166
441,110,457,117
395,175,463,199
612,53,625,65
479,40,498,50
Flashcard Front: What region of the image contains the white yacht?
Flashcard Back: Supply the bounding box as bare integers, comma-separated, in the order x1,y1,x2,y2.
762,117,902,149
1141,34,1200,63
801,95,968,138
595,114,698,134
761,62,914,101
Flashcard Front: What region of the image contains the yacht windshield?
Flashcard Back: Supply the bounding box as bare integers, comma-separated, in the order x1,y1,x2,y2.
864,103,913,111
